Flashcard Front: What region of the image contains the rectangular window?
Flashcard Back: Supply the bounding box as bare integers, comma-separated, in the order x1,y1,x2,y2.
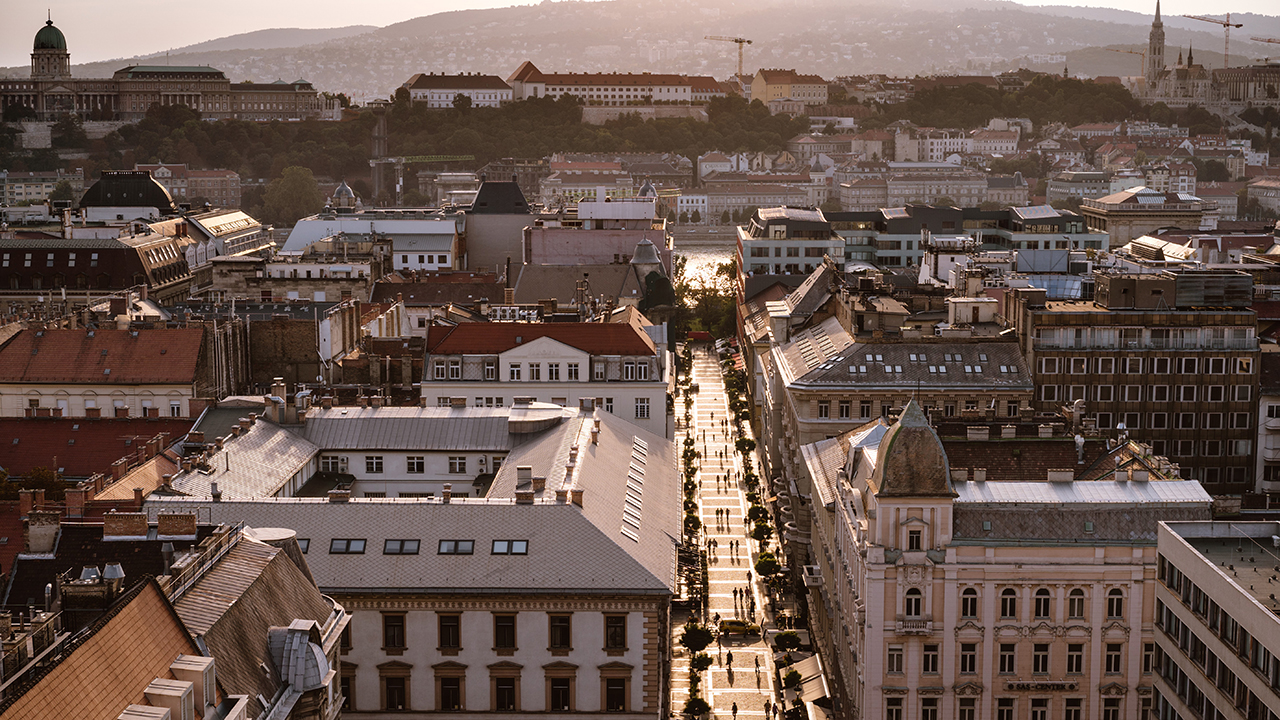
439,613,461,649
605,678,626,712
550,678,571,711
920,698,938,720
593,362,605,381
1176,385,1196,402
999,643,1016,674
860,400,871,418
907,529,922,551
817,400,829,418
509,364,521,381
1149,412,1168,429
1150,385,1169,402
549,614,572,650
1102,699,1120,720
1033,643,1049,674
1207,385,1225,402
1096,385,1114,402
330,539,366,554
407,456,425,473
529,363,541,380
492,540,529,555
1125,357,1144,374
1039,357,1060,374
635,398,650,419
996,699,1015,720
1177,357,1198,374
385,676,407,710
434,361,446,380
439,677,461,710
922,644,939,674
384,539,420,554
1143,642,1154,673
365,455,383,474
887,645,904,673
438,540,475,554
1105,643,1122,673
567,363,579,380
1234,385,1252,401
495,677,516,711
839,400,851,418
1097,357,1115,373
494,614,517,649
960,643,977,673
383,613,406,649
448,359,461,379
605,615,627,650
958,699,976,720
484,360,497,380
1237,357,1254,374
449,456,467,474
1067,643,1083,673
1040,385,1059,402
623,362,636,381
548,363,560,380
886,698,903,720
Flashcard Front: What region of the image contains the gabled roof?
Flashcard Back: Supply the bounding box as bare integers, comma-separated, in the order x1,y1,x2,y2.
427,322,655,356
300,406,562,451
0,328,204,385
405,73,510,91
169,420,317,499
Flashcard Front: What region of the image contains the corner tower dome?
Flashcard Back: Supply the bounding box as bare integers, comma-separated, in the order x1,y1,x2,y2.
33,19,67,50
869,400,956,498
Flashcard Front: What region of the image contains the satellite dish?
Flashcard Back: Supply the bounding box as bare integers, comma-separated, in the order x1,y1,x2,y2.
316,375,324,383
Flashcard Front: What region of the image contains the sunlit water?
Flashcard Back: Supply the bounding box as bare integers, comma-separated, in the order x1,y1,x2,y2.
673,230,737,290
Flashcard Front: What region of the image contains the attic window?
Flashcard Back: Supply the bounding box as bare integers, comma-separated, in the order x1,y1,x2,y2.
101,349,108,355
438,540,475,555
10,439,17,445
492,540,528,555
297,538,310,553
1084,521,1095,534
103,369,111,375
329,538,366,554
161,349,167,355
384,539,421,555
982,520,992,531
30,349,37,356
67,439,75,445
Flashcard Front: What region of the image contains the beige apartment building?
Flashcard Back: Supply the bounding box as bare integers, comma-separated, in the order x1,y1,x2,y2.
800,403,1213,720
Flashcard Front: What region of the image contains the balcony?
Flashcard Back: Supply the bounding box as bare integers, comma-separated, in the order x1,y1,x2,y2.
803,565,824,588
895,616,934,634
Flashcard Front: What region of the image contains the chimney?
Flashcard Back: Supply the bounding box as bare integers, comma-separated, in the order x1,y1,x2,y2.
571,489,584,507
516,466,533,484
442,483,452,503
1038,424,1054,438
590,429,599,445
103,511,149,539
210,481,222,502
972,468,987,482
450,396,466,409
532,476,546,491
182,458,194,472
214,436,225,449
515,490,535,504
951,468,968,483
966,426,989,441
246,413,257,427
357,396,367,407
321,396,333,409
157,512,197,537
18,489,34,518
24,510,60,554
1047,469,1075,482
133,487,144,506
161,542,175,574
146,436,160,458
230,424,242,437
1001,425,1017,439
65,487,88,518
555,489,569,503
187,430,204,444
327,488,350,503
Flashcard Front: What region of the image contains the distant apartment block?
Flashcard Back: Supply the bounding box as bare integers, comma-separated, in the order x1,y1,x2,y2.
402,72,513,108
750,69,828,106
508,62,692,105
0,168,83,205
135,163,241,208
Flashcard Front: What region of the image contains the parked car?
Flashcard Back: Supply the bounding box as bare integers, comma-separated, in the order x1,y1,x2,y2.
717,619,761,636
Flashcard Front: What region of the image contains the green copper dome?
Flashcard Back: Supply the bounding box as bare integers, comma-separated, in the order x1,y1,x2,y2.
33,20,67,51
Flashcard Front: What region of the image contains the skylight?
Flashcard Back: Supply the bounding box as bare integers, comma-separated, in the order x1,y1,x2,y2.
438,539,474,555
492,540,528,555
329,538,366,554
385,539,420,555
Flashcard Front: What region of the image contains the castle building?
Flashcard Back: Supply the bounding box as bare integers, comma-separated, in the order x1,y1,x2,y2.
0,17,329,122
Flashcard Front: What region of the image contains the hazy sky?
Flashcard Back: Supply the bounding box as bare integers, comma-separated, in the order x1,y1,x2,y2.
2,0,1275,69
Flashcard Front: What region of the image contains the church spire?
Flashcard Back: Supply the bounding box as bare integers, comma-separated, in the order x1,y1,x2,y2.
1154,0,1162,25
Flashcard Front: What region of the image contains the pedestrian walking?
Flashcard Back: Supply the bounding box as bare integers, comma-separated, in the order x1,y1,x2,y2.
754,656,760,672
765,699,772,717
731,702,738,719
747,571,752,584
726,651,733,667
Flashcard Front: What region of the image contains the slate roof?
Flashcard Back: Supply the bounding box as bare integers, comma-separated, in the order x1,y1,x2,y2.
513,263,642,305
145,411,679,595
468,180,530,214
869,401,956,498
370,276,505,306
173,535,333,719
800,420,886,507
0,418,192,478
0,328,204,385
784,260,838,317
300,406,565,451
427,322,655,356
78,171,177,210
169,420,317,498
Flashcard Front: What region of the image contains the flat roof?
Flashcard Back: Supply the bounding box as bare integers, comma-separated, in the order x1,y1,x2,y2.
956,479,1212,505
1166,521,1280,616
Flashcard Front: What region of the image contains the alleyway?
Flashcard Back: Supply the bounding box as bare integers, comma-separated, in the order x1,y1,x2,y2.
671,346,778,719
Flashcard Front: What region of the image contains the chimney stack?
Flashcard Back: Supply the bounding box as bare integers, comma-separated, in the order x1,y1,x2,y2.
65,487,88,518
515,490,535,504
571,489,584,507
327,488,350,503
532,476,546,491
555,489,569,503
442,483,452,503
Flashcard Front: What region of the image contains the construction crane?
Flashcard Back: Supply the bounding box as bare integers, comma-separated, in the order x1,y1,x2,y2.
1252,36,1280,45
1182,14,1243,69
368,155,476,205
705,36,753,78
1105,47,1146,76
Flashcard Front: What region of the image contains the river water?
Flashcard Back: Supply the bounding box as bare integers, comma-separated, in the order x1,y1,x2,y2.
672,229,737,289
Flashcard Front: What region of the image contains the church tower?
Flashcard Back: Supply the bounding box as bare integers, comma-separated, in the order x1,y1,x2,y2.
30,17,71,81
1146,0,1166,87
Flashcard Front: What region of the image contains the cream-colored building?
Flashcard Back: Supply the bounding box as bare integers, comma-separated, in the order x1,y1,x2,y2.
750,69,828,106
800,403,1212,720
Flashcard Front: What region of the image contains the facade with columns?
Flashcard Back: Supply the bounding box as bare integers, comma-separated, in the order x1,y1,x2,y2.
0,18,328,122
800,402,1213,720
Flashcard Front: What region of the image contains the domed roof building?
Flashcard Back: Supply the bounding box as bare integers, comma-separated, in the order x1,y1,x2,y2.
331,180,357,209
31,17,71,80
867,400,956,498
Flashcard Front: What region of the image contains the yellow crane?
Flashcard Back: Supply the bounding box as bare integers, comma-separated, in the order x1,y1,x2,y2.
1182,14,1243,68
1105,47,1146,76
705,35,753,78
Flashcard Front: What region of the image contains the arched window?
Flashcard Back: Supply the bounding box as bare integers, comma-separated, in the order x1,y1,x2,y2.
1068,588,1086,619
1107,588,1125,619
905,589,923,618
1034,589,1051,619
1000,588,1018,619
960,588,978,619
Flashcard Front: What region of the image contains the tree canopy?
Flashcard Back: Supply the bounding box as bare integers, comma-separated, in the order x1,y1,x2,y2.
260,166,325,226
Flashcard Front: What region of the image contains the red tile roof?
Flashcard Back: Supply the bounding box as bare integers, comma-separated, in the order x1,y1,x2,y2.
405,73,511,91
0,328,203,385
0,418,193,478
427,322,655,356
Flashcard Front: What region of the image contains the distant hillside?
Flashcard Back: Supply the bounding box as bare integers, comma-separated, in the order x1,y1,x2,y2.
163,26,375,54
0,0,1274,98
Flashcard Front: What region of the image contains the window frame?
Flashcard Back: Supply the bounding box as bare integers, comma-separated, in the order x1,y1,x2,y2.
330,538,367,554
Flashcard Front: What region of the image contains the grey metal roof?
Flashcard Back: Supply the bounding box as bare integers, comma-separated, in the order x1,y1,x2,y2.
954,479,1212,505
300,406,567,451
801,420,886,507
171,421,317,498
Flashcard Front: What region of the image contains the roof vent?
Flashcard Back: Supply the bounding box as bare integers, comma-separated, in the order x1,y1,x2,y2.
79,565,101,582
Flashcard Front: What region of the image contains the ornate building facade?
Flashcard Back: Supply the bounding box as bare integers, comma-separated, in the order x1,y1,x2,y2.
0,18,330,122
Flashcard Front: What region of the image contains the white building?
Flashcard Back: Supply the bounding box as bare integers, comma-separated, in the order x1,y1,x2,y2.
422,322,672,438
1153,521,1280,720
677,193,708,222
402,73,513,108
285,207,463,272
507,62,691,105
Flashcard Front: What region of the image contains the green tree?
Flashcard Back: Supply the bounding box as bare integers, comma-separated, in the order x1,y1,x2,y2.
720,210,731,224
259,166,325,226
934,196,957,208
51,114,88,148
755,551,782,577
691,209,702,223
49,180,77,204
680,623,714,653
774,631,802,651
684,698,711,717
679,210,689,223
0,467,66,501
667,210,678,224
1202,160,1230,182
783,669,802,689
452,93,473,112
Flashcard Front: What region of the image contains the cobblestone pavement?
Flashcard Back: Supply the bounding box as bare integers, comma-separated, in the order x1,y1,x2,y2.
671,346,779,719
